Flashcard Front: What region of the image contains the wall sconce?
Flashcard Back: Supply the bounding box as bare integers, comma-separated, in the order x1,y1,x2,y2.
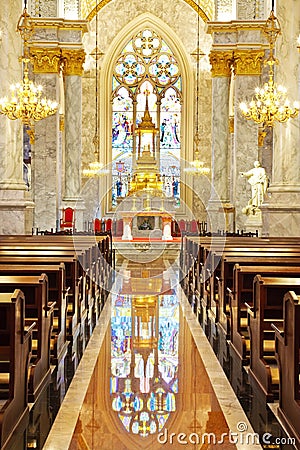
297,35,300,52
0,29,3,45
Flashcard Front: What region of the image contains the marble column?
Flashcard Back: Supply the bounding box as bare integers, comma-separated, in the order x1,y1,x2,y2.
62,49,86,230
207,50,232,232
0,0,33,234
30,49,61,231
261,0,300,236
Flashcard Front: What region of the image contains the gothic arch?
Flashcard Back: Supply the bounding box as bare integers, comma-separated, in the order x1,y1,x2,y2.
82,0,214,22
99,12,194,214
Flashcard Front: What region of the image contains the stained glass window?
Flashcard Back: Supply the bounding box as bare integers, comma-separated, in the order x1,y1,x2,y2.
111,28,182,203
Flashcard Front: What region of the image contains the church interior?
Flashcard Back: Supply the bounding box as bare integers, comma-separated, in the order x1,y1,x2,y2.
0,0,300,449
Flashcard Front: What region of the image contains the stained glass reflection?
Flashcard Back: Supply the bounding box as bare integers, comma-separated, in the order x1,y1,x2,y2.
110,292,179,438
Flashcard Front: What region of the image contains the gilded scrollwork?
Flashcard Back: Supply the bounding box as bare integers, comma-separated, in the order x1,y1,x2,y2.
30,48,62,74
62,49,86,76
233,50,265,75
209,51,233,77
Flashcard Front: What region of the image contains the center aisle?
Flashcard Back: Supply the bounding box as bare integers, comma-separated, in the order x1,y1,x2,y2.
43,255,261,450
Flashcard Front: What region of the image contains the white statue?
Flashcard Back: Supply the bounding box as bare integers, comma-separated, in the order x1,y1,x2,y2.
240,161,268,214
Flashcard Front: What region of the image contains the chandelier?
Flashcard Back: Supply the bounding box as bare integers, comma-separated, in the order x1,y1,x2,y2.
239,7,299,140
0,4,58,143
184,133,210,175
82,11,105,178
184,0,210,176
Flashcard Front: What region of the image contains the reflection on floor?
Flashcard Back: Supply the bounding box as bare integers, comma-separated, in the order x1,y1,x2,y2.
42,255,261,450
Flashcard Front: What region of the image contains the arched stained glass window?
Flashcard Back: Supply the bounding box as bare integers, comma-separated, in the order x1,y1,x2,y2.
111,28,182,205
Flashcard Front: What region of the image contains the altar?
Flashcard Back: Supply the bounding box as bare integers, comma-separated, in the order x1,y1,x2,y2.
121,211,173,241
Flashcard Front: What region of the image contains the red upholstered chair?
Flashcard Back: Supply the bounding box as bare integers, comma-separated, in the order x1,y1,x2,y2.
106,218,112,232
190,219,199,234
60,207,75,231
178,219,186,235
94,218,101,233
116,219,123,237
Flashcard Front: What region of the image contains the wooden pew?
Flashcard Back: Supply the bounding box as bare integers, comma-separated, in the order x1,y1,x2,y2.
248,276,300,401
0,290,34,450
229,265,300,364
211,250,300,337
0,275,55,403
0,237,111,377
0,264,68,397
0,234,111,328
274,291,300,449
0,253,83,377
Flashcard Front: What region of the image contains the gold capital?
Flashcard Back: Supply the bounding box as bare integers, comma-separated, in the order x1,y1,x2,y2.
30,48,62,73
209,51,233,77
233,50,265,75
62,49,86,76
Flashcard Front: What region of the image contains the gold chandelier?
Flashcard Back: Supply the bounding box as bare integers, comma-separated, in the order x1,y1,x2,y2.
184,133,210,175
0,4,58,143
82,135,104,177
239,8,299,139
184,0,210,176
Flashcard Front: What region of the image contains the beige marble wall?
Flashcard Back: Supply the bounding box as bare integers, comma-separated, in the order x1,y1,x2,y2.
261,0,300,236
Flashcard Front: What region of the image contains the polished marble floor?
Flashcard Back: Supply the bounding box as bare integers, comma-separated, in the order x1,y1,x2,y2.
43,255,261,450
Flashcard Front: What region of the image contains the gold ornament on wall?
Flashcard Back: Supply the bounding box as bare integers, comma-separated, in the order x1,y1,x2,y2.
62,49,86,76
233,50,265,76
30,48,62,74
209,50,233,78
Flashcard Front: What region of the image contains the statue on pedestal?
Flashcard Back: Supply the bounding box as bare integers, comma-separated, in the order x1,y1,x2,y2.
240,161,269,215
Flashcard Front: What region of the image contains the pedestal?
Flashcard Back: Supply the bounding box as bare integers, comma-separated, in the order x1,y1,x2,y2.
242,208,262,236
122,216,133,240
162,216,173,241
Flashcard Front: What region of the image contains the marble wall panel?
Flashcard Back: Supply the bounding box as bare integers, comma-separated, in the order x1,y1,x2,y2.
236,0,257,20
0,0,29,233
0,0,24,187
272,0,300,185
212,32,237,45
210,76,230,203
58,30,82,43
65,75,82,200
261,0,300,236
30,0,58,18
33,73,59,230
33,29,59,42
238,29,265,44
